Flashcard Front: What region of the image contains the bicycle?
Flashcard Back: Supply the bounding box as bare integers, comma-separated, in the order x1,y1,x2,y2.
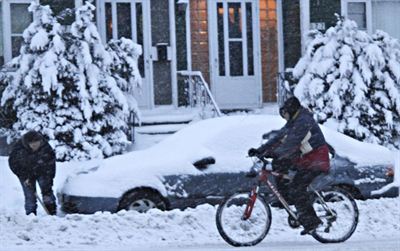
216,155,359,247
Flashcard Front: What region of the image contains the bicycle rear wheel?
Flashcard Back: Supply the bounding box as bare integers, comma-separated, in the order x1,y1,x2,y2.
312,188,359,243
216,192,272,247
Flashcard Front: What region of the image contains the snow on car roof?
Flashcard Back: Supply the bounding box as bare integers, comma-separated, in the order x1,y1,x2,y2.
63,115,395,197
320,126,394,167
157,114,394,167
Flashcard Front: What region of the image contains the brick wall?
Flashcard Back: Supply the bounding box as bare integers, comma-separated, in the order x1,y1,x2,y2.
260,0,279,102
190,0,210,82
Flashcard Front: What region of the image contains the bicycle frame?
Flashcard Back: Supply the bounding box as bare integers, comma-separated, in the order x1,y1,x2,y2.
243,157,336,223
243,166,298,221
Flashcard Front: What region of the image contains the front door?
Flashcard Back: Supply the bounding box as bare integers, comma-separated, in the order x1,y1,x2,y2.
209,0,261,109
98,0,153,108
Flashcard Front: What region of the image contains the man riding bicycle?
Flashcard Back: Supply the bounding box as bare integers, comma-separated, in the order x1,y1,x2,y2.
248,97,330,235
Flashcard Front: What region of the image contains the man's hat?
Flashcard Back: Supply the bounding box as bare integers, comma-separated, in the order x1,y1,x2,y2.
280,97,301,119
23,130,43,143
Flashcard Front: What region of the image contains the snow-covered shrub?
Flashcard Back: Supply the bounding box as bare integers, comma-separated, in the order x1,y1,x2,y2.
62,2,139,160
0,2,142,161
0,72,17,135
293,17,400,149
106,38,142,117
0,2,78,149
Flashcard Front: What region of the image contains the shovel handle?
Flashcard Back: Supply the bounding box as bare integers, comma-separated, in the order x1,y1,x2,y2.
35,192,50,215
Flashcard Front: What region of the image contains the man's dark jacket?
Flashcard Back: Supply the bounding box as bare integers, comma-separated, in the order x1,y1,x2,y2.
8,135,56,180
258,108,330,172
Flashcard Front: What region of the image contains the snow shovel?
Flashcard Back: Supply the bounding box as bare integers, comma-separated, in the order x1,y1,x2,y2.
35,192,51,215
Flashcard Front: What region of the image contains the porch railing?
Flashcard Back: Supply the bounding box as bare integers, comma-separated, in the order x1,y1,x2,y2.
177,71,222,119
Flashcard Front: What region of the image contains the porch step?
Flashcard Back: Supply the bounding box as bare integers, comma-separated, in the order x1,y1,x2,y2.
136,123,189,135
135,107,198,135
136,113,196,126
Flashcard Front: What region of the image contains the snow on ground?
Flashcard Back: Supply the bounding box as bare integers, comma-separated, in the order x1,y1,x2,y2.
0,196,399,251
1,155,400,251
1,107,399,251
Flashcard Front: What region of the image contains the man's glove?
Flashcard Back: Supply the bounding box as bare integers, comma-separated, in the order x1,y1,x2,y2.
264,151,277,159
248,148,260,157
262,130,279,140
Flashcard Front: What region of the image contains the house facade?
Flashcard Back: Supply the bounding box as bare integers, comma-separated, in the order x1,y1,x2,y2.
0,0,279,110
282,0,400,69
1,0,399,110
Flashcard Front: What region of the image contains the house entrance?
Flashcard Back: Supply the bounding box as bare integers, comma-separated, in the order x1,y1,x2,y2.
98,0,153,108
208,0,262,109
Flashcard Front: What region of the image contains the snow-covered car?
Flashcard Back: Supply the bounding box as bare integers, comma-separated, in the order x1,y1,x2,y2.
59,115,398,214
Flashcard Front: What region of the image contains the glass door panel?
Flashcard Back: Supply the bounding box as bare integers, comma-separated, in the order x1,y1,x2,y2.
217,3,225,76
246,2,254,76
116,3,132,39
228,3,242,39
135,3,144,77
105,2,113,41
216,1,254,78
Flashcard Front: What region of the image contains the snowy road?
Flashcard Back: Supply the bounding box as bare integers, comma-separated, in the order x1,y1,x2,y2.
1,238,398,251
1,198,399,251
153,239,400,251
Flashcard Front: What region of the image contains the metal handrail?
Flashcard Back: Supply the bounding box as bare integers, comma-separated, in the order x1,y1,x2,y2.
177,70,222,118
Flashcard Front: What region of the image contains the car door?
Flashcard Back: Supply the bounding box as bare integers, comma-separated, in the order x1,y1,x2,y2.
162,166,255,209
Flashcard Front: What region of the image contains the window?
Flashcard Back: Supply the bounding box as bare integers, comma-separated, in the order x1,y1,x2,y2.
40,0,75,25
10,3,32,58
348,2,366,30
2,1,33,64
341,0,372,33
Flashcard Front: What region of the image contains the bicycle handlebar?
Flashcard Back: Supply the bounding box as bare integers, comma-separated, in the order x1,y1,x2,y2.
247,155,292,181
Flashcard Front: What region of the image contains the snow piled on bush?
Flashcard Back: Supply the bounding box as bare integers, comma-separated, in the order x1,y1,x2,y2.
293,18,400,150
0,2,142,161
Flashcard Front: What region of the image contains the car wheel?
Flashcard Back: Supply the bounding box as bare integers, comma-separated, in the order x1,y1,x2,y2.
118,190,167,213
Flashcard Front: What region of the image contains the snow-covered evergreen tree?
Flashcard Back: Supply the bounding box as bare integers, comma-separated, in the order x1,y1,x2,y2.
0,72,16,134
0,3,79,151
106,37,142,117
66,2,133,159
1,2,142,161
293,17,400,149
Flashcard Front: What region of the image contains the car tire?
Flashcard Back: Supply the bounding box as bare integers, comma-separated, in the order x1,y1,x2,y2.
118,190,167,213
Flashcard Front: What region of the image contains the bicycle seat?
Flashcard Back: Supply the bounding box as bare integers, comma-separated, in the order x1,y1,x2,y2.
307,173,335,192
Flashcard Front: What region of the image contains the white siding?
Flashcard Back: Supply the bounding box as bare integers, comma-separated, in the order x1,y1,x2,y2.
372,0,400,39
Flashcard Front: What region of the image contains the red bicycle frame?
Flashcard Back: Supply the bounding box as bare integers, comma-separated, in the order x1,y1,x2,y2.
243,165,299,221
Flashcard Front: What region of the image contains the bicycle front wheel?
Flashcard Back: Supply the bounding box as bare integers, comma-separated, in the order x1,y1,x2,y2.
216,192,272,247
